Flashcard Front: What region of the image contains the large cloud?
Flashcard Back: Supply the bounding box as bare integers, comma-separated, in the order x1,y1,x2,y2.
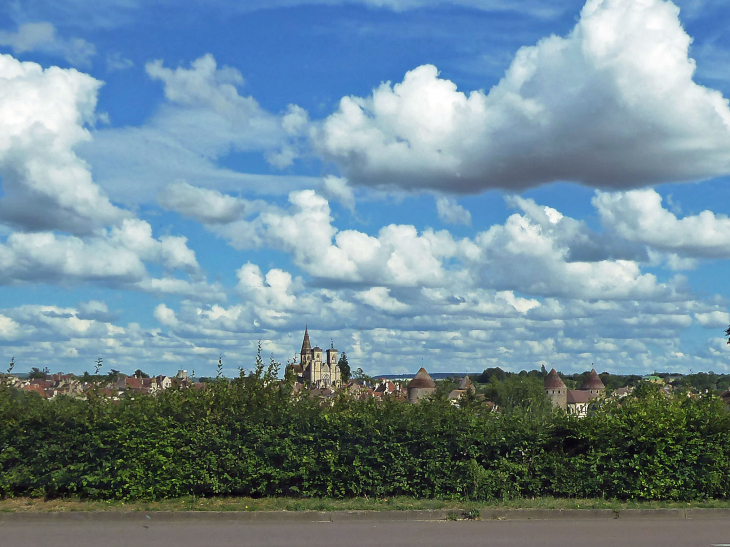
0,53,127,234
473,197,684,300
316,0,730,192
0,53,225,301
167,183,685,302
188,188,471,287
594,188,730,258
0,218,212,294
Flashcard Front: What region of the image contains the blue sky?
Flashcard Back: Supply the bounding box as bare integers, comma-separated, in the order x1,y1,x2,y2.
1,0,730,377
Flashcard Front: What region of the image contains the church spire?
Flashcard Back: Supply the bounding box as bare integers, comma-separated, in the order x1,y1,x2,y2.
301,325,312,354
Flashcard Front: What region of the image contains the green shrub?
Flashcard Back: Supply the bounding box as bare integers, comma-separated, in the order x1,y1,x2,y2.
1,360,730,502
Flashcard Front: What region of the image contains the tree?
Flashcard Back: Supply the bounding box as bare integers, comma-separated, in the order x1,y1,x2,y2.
352,367,374,384
133,369,149,379
726,324,730,344
633,380,662,399
338,352,351,383
484,375,551,413
28,367,49,380
475,367,506,384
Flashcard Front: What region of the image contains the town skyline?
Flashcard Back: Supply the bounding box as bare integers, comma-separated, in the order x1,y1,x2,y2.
1,0,730,376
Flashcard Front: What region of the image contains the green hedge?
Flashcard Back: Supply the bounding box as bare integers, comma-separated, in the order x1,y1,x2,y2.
2,367,730,501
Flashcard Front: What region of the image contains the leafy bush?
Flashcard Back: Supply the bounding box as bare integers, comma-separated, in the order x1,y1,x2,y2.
1,357,730,501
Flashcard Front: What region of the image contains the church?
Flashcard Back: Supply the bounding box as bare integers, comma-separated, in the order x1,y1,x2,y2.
290,326,341,389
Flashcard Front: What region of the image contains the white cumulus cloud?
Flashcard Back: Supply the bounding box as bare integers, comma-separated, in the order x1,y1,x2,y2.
154,303,179,327
316,0,730,193
594,188,730,258
0,53,127,234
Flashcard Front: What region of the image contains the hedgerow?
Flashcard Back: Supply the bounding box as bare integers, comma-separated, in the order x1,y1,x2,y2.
2,358,729,501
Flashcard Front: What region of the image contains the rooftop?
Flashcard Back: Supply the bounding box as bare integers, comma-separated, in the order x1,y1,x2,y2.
544,369,566,389
407,367,436,389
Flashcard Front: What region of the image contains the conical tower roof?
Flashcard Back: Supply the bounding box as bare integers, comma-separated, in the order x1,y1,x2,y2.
300,326,311,354
544,368,566,389
580,369,605,391
408,367,436,389
458,375,473,390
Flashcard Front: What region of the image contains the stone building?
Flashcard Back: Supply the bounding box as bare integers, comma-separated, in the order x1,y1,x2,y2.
544,368,606,417
580,369,606,397
544,368,568,409
448,375,476,402
293,326,341,389
407,367,437,403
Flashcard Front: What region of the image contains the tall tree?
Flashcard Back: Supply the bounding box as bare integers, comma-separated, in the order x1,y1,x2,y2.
338,352,351,383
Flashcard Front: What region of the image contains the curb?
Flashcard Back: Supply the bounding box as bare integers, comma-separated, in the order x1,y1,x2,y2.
1,508,729,523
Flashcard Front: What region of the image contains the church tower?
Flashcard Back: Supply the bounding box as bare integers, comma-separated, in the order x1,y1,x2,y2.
300,325,312,366
297,327,341,388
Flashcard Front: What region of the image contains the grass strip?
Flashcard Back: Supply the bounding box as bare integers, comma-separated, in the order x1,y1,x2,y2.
3,496,730,513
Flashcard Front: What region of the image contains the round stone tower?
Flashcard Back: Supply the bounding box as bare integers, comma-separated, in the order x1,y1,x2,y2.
544,368,567,409
407,367,437,404
580,369,606,397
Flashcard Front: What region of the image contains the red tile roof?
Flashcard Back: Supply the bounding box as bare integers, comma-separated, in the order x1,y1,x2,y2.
125,377,144,390
567,390,594,404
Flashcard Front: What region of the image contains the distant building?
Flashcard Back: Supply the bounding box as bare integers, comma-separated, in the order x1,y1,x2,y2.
291,326,341,389
448,375,476,402
156,375,172,390
544,368,606,417
407,367,437,403
642,374,664,384
545,369,568,409
580,369,606,398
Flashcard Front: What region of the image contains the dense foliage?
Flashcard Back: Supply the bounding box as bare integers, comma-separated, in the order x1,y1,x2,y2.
475,366,730,394
337,353,351,383
2,358,730,502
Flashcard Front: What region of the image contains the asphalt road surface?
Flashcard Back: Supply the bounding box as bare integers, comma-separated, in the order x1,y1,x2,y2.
3,518,730,547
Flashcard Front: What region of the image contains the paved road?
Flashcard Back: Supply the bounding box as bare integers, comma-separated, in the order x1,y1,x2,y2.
3,518,730,547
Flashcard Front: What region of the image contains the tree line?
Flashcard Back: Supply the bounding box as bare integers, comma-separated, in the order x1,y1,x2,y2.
475,366,730,394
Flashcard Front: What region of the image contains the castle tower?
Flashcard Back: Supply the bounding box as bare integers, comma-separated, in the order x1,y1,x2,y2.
544,368,567,409
407,367,437,403
580,369,606,397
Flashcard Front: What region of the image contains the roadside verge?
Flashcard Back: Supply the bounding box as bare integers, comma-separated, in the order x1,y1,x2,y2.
2,508,730,523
